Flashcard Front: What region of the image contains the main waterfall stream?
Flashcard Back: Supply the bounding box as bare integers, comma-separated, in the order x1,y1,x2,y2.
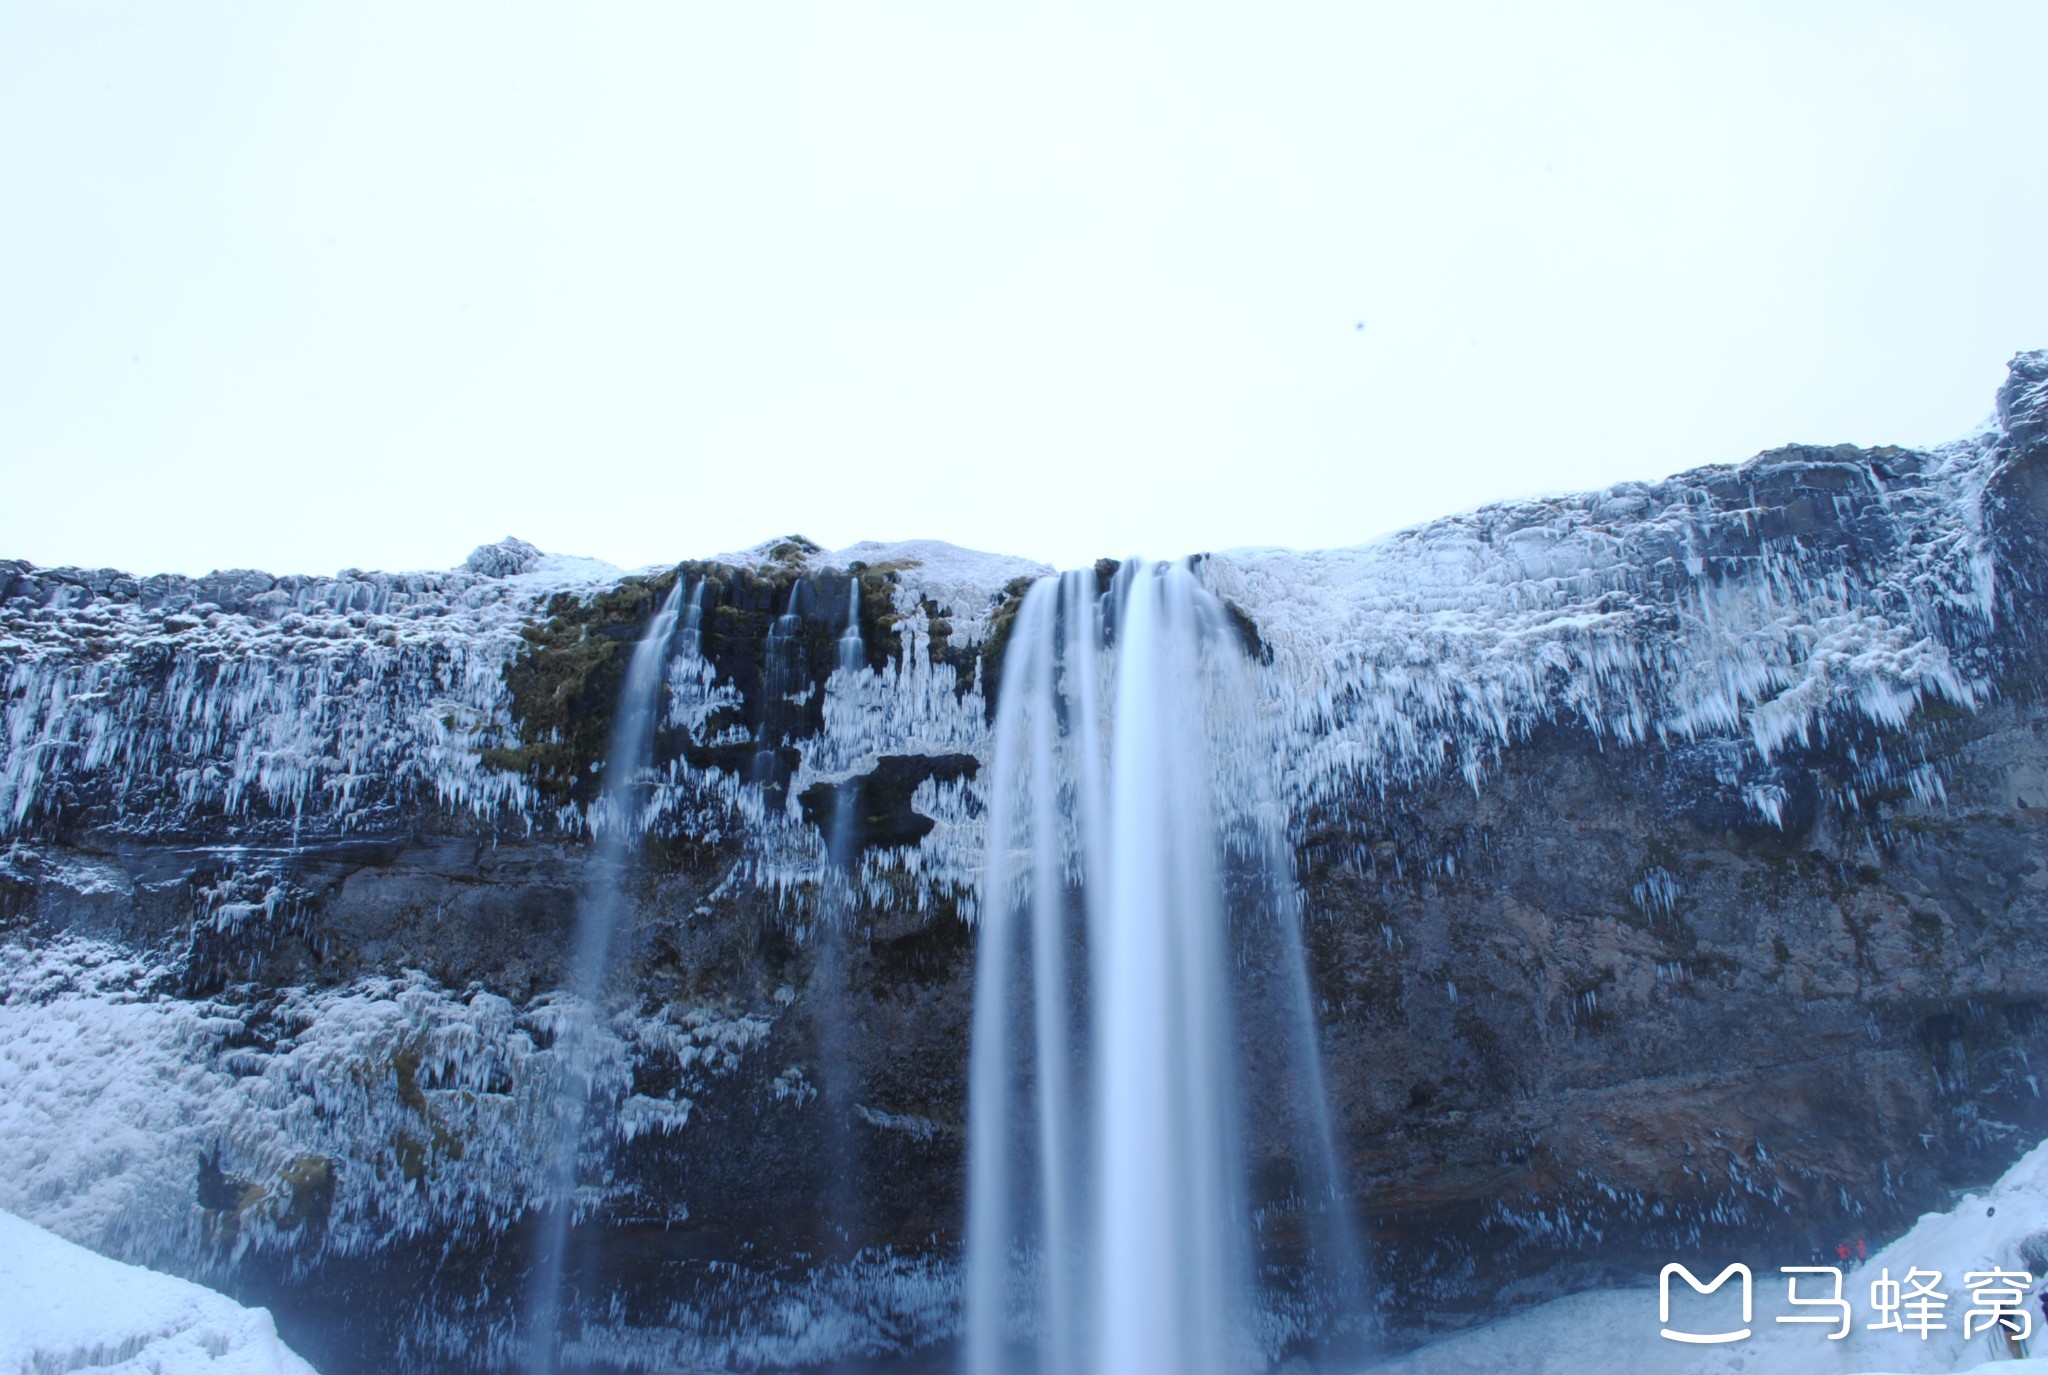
965,560,1356,1375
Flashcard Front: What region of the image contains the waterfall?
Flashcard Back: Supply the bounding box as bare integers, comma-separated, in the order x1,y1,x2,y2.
525,577,691,1375
753,583,804,785
812,577,867,1255
964,560,1355,1375
826,577,867,875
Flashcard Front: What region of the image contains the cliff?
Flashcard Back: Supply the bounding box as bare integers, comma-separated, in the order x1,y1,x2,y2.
1,352,2045,1372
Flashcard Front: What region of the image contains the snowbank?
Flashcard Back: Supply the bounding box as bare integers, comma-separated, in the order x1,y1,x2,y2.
0,1206,317,1375
1365,1137,2048,1374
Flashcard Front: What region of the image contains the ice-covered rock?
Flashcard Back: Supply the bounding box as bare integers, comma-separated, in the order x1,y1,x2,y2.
1996,348,2048,449
462,536,545,579
1211,430,1999,812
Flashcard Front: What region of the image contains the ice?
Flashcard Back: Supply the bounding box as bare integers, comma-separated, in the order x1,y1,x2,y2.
0,935,780,1271
1205,435,2001,817
0,550,621,838
6,423,2006,898
0,1206,318,1375
674,539,1033,918
0,530,1035,903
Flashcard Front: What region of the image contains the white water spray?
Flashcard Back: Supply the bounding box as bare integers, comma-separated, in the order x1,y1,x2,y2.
965,560,1351,1375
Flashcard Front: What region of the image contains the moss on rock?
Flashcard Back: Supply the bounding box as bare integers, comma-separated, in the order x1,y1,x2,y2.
485,574,680,807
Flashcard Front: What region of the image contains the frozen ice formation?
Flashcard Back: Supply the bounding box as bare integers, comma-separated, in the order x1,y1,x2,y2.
0,415,2015,873
2,373,2019,894
0,935,774,1269
0,549,625,838
1210,430,2002,817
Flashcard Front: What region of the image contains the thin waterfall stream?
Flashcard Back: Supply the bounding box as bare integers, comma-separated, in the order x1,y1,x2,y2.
754,583,804,786
525,577,693,1375
813,578,867,1259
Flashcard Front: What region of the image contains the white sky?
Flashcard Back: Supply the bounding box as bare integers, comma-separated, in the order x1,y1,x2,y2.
2,2,2044,578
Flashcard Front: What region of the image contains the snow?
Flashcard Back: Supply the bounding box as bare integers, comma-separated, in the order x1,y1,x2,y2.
3,420,2011,910
0,1206,318,1375
1207,435,2001,816
1366,1135,2048,1375
0,534,1038,886
821,538,1053,644
0,538,653,843
513,551,625,589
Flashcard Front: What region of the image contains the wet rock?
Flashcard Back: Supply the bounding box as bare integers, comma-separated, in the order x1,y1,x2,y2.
796,753,980,856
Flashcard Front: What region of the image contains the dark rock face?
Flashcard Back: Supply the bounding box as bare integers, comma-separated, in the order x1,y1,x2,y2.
2,355,2047,1370
797,754,981,857
1303,694,2048,1317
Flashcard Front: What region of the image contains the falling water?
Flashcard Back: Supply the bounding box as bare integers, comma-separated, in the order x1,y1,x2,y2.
676,579,707,664
965,560,1355,1375
525,577,691,1375
812,578,867,1256
754,583,804,784
826,578,868,874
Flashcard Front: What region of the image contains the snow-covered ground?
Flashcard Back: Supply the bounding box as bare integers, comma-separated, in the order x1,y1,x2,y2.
0,1206,317,1375
1367,1137,2048,1375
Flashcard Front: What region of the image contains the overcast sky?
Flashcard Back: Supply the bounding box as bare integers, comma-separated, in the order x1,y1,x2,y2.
3,2,2044,578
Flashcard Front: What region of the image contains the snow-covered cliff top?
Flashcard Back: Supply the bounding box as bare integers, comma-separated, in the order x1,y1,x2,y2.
2,352,2041,849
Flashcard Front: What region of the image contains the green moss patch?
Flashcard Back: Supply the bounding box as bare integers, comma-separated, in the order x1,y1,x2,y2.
485,574,680,807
